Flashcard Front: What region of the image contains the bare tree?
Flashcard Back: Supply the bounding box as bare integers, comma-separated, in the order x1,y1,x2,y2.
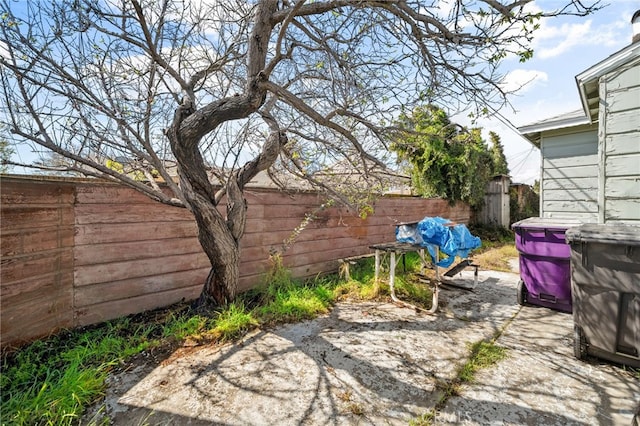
0,0,600,307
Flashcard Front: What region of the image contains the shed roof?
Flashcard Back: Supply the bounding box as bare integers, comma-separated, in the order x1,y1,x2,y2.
516,109,590,147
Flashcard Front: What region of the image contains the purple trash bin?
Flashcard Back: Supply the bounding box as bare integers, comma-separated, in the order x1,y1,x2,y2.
511,218,582,313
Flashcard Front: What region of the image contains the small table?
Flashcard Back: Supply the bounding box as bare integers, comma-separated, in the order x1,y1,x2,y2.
369,241,480,313
369,242,439,314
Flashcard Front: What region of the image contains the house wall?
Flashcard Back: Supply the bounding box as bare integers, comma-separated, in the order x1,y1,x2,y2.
540,126,599,222
599,58,640,224
1,176,470,348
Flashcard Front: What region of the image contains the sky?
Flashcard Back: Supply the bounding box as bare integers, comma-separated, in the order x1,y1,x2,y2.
467,0,639,185
5,0,639,184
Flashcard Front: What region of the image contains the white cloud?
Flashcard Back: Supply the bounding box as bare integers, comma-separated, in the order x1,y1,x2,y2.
532,10,630,59
534,20,594,59
432,0,456,18
501,69,548,93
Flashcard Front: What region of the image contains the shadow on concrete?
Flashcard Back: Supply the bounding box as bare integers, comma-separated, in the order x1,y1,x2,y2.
83,270,639,425
436,398,594,425
437,305,640,425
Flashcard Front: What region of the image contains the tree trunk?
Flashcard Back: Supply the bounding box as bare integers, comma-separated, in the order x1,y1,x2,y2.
163,0,278,309
197,222,240,308
189,193,243,308
178,166,250,309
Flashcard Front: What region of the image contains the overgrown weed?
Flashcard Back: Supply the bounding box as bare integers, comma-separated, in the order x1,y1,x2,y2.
468,223,514,248
1,255,336,424
332,252,435,309
472,244,518,272
1,323,157,425
2,245,508,425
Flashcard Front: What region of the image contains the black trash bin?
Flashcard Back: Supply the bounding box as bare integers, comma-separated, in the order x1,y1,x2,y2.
566,224,640,368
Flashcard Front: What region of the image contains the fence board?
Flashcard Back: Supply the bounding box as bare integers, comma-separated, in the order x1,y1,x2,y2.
75,285,202,327
74,268,209,307
1,250,73,283
1,228,75,257
1,206,72,231
1,181,75,205
75,204,191,225
75,221,198,245
2,270,74,302
1,289,73,347
75,183,172,204
74,238,203,266
74,252,211,287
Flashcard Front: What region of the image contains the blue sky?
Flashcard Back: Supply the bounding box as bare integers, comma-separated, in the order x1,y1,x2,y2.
470,0,639,184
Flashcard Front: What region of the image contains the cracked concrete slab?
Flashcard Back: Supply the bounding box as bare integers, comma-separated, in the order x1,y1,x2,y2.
437,305,640,426
85,270,639,425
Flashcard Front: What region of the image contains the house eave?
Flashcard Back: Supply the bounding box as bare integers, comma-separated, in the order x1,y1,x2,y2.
576,42,640,122
517,114,591,148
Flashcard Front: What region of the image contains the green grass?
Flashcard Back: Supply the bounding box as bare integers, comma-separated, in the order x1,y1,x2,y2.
333,252,435,309
458,341,508,383
409,411,436,426
1,320,159,425
333,256,381,301
257,283,334,323
0,251,440,425
210,302,259,342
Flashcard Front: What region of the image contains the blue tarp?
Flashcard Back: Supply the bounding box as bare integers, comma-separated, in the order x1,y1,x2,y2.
395,216,482,268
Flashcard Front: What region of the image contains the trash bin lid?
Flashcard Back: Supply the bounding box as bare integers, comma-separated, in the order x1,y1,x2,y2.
565,224,640,246
511,217,583,231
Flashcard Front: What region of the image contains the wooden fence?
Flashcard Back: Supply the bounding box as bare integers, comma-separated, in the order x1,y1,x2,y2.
477,175,511,228
1,176,470,348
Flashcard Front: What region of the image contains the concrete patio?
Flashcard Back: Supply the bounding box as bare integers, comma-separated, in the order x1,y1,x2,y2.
86,269,639,425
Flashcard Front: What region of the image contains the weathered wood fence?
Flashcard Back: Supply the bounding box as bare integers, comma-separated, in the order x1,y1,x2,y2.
477,175,511,228
1,176,470,348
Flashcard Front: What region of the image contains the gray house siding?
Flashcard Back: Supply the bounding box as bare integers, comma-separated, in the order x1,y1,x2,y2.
540,129,599,222
599,58,640,224
519,43,639,225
